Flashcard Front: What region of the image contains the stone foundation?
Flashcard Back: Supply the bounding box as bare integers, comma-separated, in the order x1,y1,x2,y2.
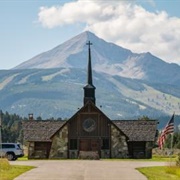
101,150,110,158
78,151,99,160
69,150,78,159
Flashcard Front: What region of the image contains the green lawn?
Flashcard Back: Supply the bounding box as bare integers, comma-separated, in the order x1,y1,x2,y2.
137,166,180,180
17,156,28,161
0,158,34,180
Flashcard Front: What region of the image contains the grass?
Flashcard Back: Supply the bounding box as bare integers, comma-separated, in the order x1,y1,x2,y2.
137,166,180,180
136,154,180,179
103,156,176,162
151,155,176,162
18,156,28,161
0,158,34,180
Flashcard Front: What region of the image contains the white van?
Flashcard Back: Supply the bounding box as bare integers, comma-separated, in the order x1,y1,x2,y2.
0,143,24,160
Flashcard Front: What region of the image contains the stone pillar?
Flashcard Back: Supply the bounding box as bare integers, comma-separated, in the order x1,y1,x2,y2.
49,125,68,159
111,125,128,158
28,142,35,159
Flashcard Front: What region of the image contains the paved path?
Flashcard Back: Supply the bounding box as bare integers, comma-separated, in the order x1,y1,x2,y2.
10,160,167,180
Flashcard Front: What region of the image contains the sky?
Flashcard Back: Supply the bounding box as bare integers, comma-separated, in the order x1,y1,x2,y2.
0,0,180,70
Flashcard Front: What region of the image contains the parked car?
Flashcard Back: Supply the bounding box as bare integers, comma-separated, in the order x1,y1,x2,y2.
0,143,24,161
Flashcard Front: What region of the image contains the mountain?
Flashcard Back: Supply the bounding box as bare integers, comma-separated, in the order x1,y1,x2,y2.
14,31,180,85
0,31,180,127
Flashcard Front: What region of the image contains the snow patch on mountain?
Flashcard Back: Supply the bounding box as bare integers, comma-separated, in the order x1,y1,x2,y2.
42,68,70,81
0,74,19,90
94,56,145,79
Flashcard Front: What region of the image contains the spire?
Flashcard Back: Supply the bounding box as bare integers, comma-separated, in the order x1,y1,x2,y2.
86,41,93,85
83,41,96,105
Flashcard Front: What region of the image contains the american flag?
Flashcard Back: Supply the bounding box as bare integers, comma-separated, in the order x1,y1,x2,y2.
158,114,174,149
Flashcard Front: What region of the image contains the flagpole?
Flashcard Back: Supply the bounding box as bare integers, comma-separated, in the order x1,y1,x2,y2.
171,132,174,150
158,113,175,157
170,113,175,153
169,112,175,163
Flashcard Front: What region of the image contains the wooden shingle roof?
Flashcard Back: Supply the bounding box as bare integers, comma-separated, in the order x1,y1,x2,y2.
22,120,66,142
22,119,158,142
113,120,158,141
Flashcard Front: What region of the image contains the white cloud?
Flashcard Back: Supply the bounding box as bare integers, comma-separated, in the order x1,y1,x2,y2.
38,0,180,64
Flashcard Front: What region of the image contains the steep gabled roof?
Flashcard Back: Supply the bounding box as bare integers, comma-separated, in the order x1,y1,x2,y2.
113,120,158,141
22,120,66,142
51,100,117,138
69,100,112,123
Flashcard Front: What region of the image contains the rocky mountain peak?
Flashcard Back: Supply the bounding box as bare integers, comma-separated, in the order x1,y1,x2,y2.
14,31,180,84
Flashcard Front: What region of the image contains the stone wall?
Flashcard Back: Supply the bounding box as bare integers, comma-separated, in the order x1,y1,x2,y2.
111,125,128,158
28,142,34,159
49,125,68,159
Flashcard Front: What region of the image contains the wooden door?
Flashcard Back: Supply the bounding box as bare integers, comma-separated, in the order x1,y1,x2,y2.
91,139,99,151
79,139,99,151
80,139,90,151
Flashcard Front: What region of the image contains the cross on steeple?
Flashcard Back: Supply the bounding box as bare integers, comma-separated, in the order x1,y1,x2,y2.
86,41,93,49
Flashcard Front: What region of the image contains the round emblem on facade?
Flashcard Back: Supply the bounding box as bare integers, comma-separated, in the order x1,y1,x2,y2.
83,118,96,132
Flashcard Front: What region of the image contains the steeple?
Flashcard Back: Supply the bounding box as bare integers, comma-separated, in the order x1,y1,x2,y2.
87,41,93,85
83,41,96,105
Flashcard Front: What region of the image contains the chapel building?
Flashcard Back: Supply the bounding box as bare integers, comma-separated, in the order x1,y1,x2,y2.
23,41,158,159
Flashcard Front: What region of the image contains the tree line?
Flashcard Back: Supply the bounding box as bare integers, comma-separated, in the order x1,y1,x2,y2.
0,111,24,143
164,132,180,149
0,111,65,144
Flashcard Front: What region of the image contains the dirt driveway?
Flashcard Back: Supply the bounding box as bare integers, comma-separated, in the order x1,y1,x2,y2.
10,160,167,180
